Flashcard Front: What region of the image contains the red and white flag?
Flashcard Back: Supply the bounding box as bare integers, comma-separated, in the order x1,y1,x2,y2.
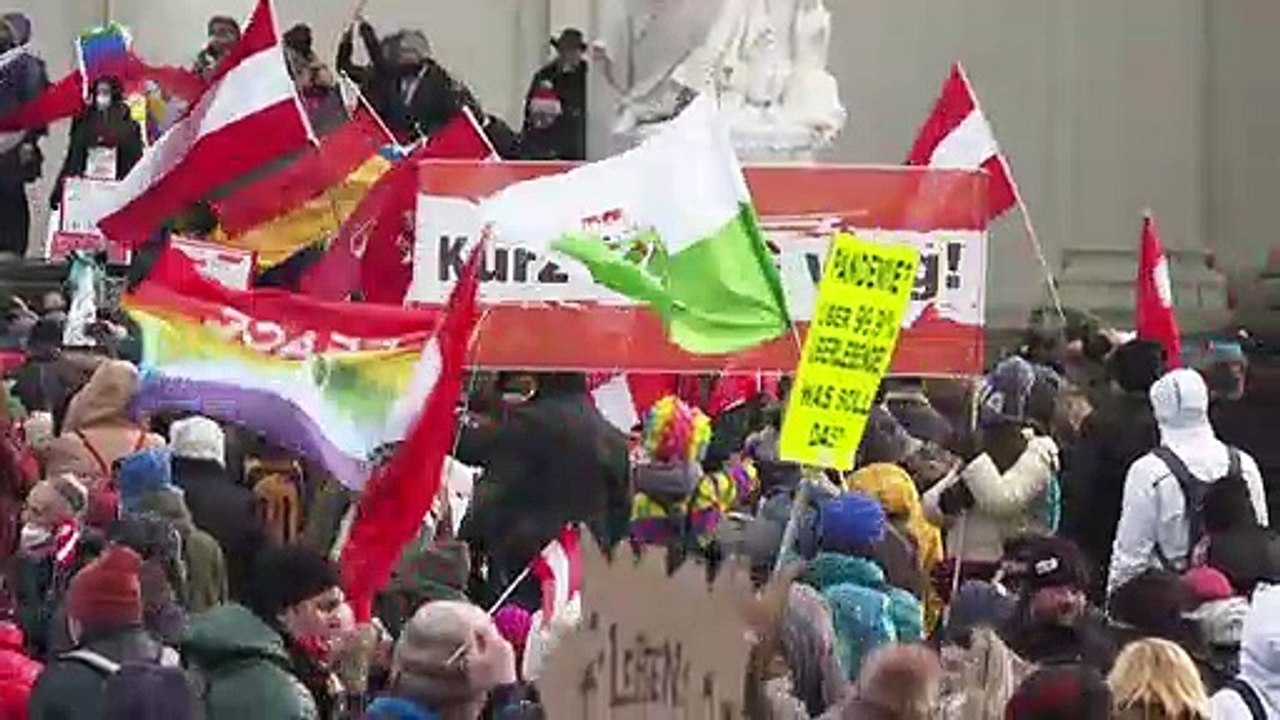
907,62,1017,220
97,0,313,246
531,525,584,628
1136,213,1182,367
587,373,679,432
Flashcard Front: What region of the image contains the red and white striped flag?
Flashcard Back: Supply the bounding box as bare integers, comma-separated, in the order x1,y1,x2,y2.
97,0,313,246
1136,212,1182,368
531,525,583,628
907,62,1017,220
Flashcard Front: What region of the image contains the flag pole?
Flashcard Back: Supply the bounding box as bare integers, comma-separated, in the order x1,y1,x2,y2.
954,63,1067,325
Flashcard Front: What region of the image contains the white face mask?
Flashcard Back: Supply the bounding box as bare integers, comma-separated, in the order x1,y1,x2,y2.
19,524,51,550
94,94,112,111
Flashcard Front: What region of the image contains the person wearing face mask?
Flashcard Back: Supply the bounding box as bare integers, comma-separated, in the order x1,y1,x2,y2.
0,12,49,261
12,475,103,659
193,15,241,80
50,76,144,210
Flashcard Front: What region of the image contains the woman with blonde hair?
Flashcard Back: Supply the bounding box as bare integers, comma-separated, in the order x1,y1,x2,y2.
1108,638,1211,719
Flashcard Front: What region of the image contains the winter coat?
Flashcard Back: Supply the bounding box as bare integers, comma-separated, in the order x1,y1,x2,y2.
1211,584,1280,719
1107,371,1268,596
43,361,165,479
28,625,174,719
171,456,266,601
9,351,106,432
0,15,48,187
1060,391,1159,583
458,392,629,567
520,61,587,161
0,622,40,720
923,436,1059,564
181,604,319,720
136,490,229,612
13,531,104,659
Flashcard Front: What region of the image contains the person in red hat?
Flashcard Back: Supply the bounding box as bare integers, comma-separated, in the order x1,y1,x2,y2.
28,545,178,719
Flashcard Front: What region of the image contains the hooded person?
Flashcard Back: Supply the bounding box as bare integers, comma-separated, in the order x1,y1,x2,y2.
818,490,925,603
136,488,228,613
1107,369,1268,596
1211,583,1280,719
44,361,165,481
924,357,1061,577
168,416,265,600
28,546,179,718
0,621,41,720
1061,339,1164,598
0,12,48,260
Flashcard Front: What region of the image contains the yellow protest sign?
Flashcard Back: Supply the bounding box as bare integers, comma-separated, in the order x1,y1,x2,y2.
779,232,921,470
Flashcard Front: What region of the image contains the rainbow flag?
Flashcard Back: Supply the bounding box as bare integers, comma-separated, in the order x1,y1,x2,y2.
123,249,440,488
78,23,132,90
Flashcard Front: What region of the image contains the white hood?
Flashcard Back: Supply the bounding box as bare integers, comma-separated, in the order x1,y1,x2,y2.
1240,584,1280,712
1149,369,1214,447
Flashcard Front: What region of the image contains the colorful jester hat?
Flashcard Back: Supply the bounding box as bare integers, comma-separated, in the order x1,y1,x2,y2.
642,395,712,465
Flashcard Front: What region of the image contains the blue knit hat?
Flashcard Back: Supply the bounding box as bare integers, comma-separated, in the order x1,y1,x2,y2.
979,356,1038,427
817,492,886,555
117,448,174,514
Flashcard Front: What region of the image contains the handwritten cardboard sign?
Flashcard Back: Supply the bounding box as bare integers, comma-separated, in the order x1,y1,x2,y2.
537,533,752,719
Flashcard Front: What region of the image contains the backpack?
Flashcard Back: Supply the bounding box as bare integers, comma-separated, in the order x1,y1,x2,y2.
109,512,188,602
1152,445,1243,572
1222,677,1268,720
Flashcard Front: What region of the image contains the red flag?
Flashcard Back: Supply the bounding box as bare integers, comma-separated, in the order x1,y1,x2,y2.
907,62,1018,220
97,0,313,246
302,109,495,303
1136,213,1182,367
339,245,481,622
530,525,584,628
708,375,762,417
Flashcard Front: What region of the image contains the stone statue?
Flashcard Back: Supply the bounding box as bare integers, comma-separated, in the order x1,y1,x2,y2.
592,0,846,161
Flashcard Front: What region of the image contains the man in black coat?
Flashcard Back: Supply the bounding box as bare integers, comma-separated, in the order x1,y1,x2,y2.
520,29,588,161
457,373,628,599
1060,339,1165,600
0,13,48,260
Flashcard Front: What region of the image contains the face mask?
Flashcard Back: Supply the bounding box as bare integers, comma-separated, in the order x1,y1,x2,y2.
19,524,51,550
94,94,112,111
501,391,532,406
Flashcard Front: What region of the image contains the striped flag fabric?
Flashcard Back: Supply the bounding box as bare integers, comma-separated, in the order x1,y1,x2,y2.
1136,212,1182,367
531,525,584,628
97,0,314,246
78,23,132,90
906,62,1017,220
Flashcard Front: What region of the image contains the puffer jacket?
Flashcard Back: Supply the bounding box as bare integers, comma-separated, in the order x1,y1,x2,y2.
43,361,165,479
1107,370,1268,596
923,435,1059,564
0,622,40,720
1211,584,1280,719
181,604,319,720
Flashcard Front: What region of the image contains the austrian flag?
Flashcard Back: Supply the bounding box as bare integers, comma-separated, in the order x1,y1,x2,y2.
531,525,584,628
97,0,314,245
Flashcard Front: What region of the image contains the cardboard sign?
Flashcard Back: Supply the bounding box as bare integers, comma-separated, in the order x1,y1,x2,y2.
52,178,132,264
779,233,921,470
537,533,752,720
406,162,989,375
171,236,257,291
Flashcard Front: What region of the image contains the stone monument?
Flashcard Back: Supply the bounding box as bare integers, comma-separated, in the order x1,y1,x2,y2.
589,0,846,161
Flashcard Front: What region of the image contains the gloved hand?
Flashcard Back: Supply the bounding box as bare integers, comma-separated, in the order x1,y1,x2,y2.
938,479,976,516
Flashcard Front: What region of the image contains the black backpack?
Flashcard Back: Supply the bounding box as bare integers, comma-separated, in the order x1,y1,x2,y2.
1152,445,1243,571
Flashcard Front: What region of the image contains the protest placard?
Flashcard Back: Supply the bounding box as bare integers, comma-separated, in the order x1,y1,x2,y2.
537,533,753,720
171,236,257,291
52,178,132,264
778,232,921,470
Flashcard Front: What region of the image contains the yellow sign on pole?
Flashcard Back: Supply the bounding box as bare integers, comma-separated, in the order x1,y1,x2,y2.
778,232,921,470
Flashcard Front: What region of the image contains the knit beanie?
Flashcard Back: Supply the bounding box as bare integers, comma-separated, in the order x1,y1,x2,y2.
68,545,144,629
168,416,226,466
1108,339,1166,394
818,492,886,555
493,605,533,660
393,601,496,707
1182,566,1235,605
1005,664,1112,720
979,356,1038,428
246,545,341,622
117,448,173,514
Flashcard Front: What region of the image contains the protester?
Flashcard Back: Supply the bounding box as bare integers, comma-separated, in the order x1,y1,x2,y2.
194,15,241,79
50,75,144,208
0,621,41,720
1061,339,1164,595
1108,368,1268,596
774,583,849,717
1211,583,1280,719
1006,664,1112,720
1191,338,1249,404
14,475,99,658
28,546,178,718
43,361,166,480
837,644,942,720
1108,638,1211,719
520,28,588,161
168,416,264,600
0,12,48,261
365,600,531,720
136,488,228,613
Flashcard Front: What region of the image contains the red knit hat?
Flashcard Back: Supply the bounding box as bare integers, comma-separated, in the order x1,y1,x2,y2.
68,545,144,628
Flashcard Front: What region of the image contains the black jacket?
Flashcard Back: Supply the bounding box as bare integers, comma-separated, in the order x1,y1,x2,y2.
457,393,629,565
1060,391,1159,589
51,104,144,208
27,625,171,718
521,61,587,161
171,457,267,601
1000,605,1117,674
